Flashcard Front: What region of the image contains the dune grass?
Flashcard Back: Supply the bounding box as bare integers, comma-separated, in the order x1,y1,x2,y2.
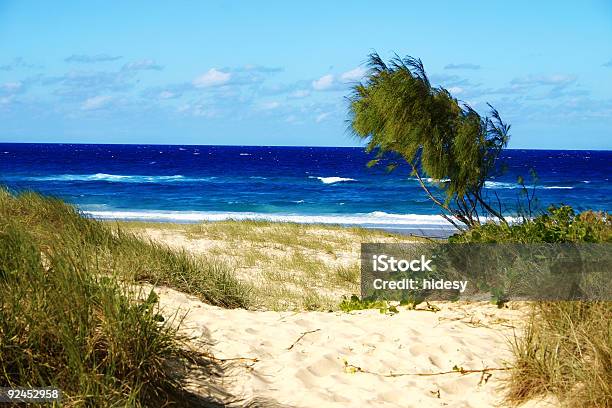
506,301,611,408
0,189,250,405
122,219,423,310
0,189,250,308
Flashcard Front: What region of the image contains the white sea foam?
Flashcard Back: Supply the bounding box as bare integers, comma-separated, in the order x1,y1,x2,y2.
484,181,574,190
485,181,520,189
83,209,457,228
310,176,356,184
424,177,451,183
26,173,217,183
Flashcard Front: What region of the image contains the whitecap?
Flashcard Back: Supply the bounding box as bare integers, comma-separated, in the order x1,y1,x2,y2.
424,177,451,183
309,176,356,184
484,181,519,189
25,173,217,184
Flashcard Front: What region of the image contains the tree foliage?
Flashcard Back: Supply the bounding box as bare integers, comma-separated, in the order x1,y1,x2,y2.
348,52,511,228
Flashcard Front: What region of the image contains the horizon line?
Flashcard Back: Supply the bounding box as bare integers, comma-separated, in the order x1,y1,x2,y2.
0,141,611,151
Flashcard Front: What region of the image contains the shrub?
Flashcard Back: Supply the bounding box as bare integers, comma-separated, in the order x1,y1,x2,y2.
449,205,610,244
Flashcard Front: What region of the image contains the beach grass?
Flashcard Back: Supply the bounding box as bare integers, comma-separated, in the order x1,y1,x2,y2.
0,189,250,309
506,301,612,408
0,190,197,406
120,219,424,310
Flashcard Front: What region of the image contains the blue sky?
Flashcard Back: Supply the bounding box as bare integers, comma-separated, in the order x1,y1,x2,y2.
0,1,611,149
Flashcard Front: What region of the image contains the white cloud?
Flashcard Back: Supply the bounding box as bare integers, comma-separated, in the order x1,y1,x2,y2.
444,63,481,70
289,89,310,98
447,86,464,95
0,96,14,105
193,68,231,88
122,59,163,71
158,90,177,99
312,74,334,90
177,103,217,117
1,81,23,92
257,101,280,111
65,54,122,63
81,95,113,110
512,74,577,87
315,112,331,123
340,67,366,82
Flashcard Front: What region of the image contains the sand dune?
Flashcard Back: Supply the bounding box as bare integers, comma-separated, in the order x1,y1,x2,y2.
152,286,557,407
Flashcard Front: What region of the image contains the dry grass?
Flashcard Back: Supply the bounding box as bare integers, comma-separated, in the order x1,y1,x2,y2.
506,301,611,408
120,220,425,310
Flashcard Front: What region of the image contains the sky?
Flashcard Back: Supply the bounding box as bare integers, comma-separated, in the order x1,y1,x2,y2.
0,0,611,149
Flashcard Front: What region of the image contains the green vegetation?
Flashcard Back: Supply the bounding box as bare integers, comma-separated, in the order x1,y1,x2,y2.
338,295,398,314
0,188,255,405
507,301,611,408
1,191,183,406
120,219,419,311
451,206,611,407
349,52,510,229
450,205,611,243
0,189,250,308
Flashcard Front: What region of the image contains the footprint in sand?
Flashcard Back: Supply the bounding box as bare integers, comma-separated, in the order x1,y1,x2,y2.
305,355,340,377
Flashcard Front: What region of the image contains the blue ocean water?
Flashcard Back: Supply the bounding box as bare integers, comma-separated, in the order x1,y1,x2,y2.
0,144,610,234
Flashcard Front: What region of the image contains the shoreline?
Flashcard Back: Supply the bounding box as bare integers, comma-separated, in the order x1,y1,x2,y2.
92,210,459,238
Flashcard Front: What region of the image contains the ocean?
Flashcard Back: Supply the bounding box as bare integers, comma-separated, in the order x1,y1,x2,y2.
1,144,609,236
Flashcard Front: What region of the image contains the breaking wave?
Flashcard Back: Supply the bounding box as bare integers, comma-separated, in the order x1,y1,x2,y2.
309,176,356,184
22,173,217,184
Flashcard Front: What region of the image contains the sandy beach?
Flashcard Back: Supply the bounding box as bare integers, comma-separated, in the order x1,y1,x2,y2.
132,222,559,407
156,286,535,407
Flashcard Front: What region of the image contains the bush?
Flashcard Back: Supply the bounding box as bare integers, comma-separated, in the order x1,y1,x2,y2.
451,205,611,407
449,205,610,244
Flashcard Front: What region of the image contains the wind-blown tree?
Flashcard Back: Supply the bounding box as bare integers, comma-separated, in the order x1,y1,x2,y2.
348,52,511,229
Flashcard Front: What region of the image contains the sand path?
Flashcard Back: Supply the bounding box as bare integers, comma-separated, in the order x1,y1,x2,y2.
152,286,555,408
